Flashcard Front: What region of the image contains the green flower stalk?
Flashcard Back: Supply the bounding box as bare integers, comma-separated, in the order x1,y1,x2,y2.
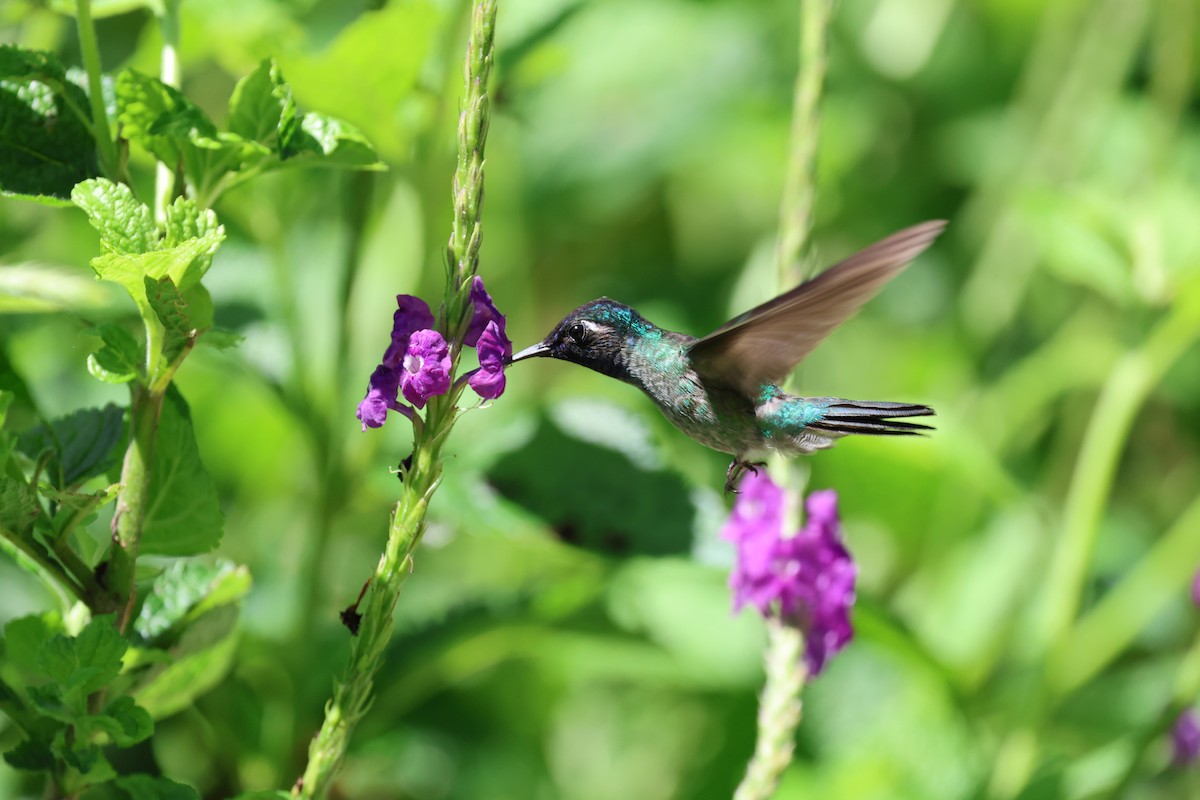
294,2,500,798
735,1,833,797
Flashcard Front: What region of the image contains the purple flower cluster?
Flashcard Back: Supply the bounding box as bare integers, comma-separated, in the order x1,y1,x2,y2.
356,277,510,430
722,472,857,677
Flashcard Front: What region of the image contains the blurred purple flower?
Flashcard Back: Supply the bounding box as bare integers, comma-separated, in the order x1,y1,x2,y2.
1191,569,1200,608
465,276,506,347
468,320,511,400
723,474,857,677
356,365,400,430
1173,709,1200,767
399,329,451,409
383,295,436,367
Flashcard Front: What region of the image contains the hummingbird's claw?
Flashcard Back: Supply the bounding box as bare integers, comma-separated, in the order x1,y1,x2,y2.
725,459,768,494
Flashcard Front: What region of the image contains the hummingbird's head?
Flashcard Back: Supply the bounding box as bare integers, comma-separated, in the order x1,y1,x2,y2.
509,298,652,380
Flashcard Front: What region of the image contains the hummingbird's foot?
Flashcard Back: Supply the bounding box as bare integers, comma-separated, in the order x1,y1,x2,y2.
724,460,768,494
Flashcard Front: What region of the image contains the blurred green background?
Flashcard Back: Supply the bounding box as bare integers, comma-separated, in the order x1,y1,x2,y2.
3,0,1200,798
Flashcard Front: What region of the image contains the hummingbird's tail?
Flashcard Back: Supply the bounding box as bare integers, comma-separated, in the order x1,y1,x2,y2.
807,400,935,437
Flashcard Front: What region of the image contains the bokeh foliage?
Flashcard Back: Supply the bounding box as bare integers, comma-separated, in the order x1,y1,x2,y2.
2,0,1200,798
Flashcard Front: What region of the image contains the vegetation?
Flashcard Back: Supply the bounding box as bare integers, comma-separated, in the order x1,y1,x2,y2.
1,0,1198,798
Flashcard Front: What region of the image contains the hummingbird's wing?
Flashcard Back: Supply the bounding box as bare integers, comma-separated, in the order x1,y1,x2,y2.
688,221,946,394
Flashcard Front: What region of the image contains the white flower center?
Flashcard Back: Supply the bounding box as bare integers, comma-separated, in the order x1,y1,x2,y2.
403,353,423,375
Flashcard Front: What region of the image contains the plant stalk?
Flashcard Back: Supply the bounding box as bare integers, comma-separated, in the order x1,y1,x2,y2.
74,0,120,180
294,2,498,795
106,385,166,627
734,622,808,800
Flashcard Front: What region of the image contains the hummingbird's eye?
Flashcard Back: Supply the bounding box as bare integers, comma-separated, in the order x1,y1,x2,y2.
566,322,588,345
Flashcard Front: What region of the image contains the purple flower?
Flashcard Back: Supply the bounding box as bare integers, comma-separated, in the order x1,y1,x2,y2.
465,276,506,347
356,365,400,430
383,295,436,367
723,474,857,677
1191,569,1200,608
468,320,511,400
399,329,451,409
1172,709,1200,766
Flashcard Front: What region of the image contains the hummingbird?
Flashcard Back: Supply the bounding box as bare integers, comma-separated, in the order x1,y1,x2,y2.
509,221,946,493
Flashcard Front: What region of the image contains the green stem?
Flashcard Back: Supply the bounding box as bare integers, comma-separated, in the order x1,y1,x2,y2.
446,0,497,297
154,0,182,221
294,2,499,795
73,0,119,180
775,0,831,287
734,622,808,800
105,385,166,626
1033,288,1200,656
0,526,85,604
294,418,448,799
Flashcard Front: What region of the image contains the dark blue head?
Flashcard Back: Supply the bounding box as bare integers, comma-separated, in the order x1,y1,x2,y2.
509,298,655,380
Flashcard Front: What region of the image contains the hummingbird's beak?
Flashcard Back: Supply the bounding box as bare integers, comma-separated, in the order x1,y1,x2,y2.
507,341,551,364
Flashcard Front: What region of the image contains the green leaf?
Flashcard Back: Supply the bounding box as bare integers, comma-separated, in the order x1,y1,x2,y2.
161,197,221,277
145,276,193,369
71,178,157,256
227,58,295,146
134,561,249,641
0,475,39,536
3,613,65,675
36,614,127,696
116,68,218,170
140,389,223,556
17,404,126,487
91,231,223,302
131,604,239,720
112,774,202,800
3,736,56,771
281,112,382,169
229,793,290,800
116,69,269,200
91,696,153,747
0,46,98,202
88,324,143,384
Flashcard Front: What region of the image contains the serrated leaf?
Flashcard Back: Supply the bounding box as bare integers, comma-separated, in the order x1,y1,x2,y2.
0,71,99,202
91,696,153,746
58,734,114,782
2,736,56,772
90,232,225,347
71,178,157,256
0,475,39,536
116,69,269,200
140,389,222,556
0,45,68,85
113,775,202,800
145,276,192,369
281,111,382,168
227,58,294,146
134,561,249,641
88,324,143,384
17,404,126,487
116,69,218,170
161,197,221,277
3,613,65,675
37,614,127,696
